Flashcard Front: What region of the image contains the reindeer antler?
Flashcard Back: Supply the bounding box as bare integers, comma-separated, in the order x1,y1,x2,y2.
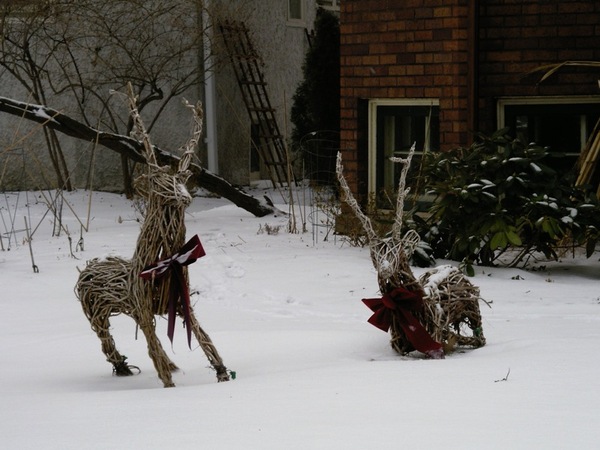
389,142,416,239
178,99,204,173
336,152,378,243
126,82,158,167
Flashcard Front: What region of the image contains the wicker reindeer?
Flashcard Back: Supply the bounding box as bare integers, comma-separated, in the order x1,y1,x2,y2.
336,145,486,358
76,95,229,387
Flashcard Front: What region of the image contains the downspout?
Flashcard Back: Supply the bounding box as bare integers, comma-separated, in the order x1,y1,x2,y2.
201,0,219,173
467,0,479,143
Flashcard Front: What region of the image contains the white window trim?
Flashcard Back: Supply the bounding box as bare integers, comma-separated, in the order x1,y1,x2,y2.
368,98,439,196
497,95,600,153
287,0,306,27
317,0,340,11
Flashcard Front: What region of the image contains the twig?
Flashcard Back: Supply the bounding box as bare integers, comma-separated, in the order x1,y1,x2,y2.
494,368,511,382
24,216,39,273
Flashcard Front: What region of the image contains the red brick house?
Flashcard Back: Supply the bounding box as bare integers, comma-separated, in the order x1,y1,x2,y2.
339,0,600,208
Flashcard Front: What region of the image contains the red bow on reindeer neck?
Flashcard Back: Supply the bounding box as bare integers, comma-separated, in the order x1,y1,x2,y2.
139,234,205,348
363,287,444,359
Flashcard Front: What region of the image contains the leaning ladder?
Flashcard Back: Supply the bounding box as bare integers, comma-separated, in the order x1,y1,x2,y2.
218,20,293,187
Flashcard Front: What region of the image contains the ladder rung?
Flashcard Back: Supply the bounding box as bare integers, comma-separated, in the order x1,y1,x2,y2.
233,53,259,60
240,80,267,86
258,133,283,139
249,107,275,113
220,19,296,187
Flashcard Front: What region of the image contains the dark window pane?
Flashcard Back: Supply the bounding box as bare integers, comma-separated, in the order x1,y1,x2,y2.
373,104,439,208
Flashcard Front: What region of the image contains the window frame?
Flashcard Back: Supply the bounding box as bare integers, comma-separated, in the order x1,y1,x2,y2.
497,96,600,157
367,98,440,197
316,0,340,12
287,0,305,26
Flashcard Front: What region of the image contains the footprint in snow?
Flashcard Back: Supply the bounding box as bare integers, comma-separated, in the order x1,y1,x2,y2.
225,262,245,278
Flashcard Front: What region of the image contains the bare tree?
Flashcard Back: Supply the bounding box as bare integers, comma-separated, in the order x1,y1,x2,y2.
0,95,277,217
1,0,73,189
1,0,238,195
56,0,213,195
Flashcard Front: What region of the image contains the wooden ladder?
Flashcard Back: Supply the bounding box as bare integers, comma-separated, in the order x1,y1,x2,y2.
218,20,293,187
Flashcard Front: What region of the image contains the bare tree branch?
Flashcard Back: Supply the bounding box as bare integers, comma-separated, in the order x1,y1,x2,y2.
0,96,276,217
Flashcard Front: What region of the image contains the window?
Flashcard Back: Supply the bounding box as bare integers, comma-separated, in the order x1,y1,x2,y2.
288,0,304,24
368,99,439,207
498,96,600,171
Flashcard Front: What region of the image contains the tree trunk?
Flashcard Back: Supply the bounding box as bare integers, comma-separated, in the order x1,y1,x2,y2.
0,96,276,217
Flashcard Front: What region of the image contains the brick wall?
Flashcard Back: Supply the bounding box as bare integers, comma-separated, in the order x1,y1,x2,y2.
478,0,600,134
340,0,469,198
340,0,600,199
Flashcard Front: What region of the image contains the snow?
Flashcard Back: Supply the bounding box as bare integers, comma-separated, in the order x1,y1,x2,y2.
1,189,600,449
536,200,559,210
530,162,542,173
421,264,455,297
31,105,59,124
561,215,574,224
566,207,578,218
0,97,59,124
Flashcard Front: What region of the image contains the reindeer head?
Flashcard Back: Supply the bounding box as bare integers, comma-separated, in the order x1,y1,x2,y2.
367,229,421,285
336,144,419,289
129,95,203,209
134,164,193,208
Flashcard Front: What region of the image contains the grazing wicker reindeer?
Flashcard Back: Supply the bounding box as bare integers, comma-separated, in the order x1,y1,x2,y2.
336,145,485,358
76,95,229,387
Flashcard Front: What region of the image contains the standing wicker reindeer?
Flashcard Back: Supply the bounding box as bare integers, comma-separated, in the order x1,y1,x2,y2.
336,145,486,358
76,95,229,387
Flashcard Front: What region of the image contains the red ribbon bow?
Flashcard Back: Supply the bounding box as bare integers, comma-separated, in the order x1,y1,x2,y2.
363,287,444,359
139,234,205,348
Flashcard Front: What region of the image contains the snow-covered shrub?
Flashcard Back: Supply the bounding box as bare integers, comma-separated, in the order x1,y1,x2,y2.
418,128,599,271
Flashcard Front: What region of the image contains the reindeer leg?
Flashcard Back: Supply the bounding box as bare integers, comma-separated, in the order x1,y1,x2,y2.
153,333,179,373
89,315,134,376
188,310,229,382
137,316,176,388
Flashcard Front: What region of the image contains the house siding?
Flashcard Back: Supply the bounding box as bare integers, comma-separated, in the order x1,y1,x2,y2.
212,0,316,185
0,0,314,191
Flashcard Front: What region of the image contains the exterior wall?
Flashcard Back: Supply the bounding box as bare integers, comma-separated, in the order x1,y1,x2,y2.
210,0,317,185
0,3,203,193
478,0,600,134
0,91,202,192
340,0,470,199
340,0,600,201
0,0,313,191
0,55,135,193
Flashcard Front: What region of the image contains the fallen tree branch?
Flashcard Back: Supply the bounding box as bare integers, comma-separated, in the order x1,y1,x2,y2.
0,96,275,217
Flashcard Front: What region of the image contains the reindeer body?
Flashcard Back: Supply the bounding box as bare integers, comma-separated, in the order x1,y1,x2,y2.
76,98,228,387
337,146,486,357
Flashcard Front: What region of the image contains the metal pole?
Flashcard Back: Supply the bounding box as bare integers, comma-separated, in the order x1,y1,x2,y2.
202,0,219,174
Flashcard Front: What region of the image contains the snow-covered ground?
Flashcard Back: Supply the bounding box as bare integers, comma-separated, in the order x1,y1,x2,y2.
1,189,599,449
